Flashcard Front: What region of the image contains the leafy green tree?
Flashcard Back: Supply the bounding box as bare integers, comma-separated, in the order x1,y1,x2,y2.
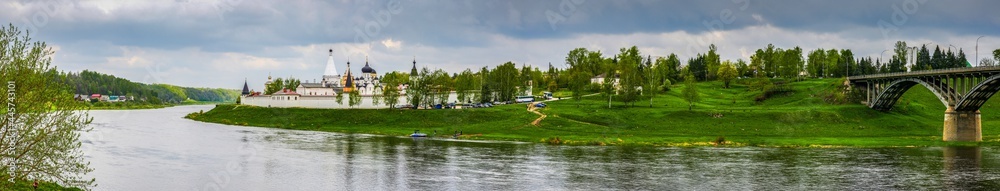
826,49,841,76
839,49,855,77
993,49,1000,63
380,72,403,108
348,89,361,108
265,77,284,95
717,60,738,88
705,44,721,80
749,49,764,78
915,45,931,71
335,90,344,105
283,78,301,91
735,59,749,78
807,48,826,77
408,68,431,108
490,62,520,102
682,74,700,110
431,69,452,105
687,54,707,81
892,41,909,72
0,24,94,188
615,46,643,107
455,69,477,104
644,56,661,107
568,70,590,107
477,66,493,103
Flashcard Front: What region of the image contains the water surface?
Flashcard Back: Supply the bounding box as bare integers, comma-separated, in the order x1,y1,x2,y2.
81,105,1000,190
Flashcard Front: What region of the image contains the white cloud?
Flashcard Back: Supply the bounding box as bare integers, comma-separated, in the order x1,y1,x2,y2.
381,38,402,50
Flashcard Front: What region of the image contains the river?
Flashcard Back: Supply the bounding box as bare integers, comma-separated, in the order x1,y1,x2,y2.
80,105,1000,190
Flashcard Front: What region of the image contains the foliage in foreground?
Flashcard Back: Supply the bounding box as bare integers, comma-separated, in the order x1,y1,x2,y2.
0,24,93,189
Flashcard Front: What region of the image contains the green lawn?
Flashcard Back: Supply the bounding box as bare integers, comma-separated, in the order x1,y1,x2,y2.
188,78,1000,147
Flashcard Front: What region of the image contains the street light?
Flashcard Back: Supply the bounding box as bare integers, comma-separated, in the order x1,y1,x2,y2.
881,49,890,62
977,35,985,67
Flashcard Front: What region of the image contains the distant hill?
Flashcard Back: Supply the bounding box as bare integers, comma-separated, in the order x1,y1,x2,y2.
51,70,238,104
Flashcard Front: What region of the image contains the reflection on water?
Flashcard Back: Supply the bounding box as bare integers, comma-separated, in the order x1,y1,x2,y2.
81,105,1000,190
943,146,983,190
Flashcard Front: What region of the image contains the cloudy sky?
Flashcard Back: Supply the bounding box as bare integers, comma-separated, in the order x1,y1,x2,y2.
2,0,998,90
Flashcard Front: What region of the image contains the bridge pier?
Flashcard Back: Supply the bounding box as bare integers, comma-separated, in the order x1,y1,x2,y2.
943,108,982,142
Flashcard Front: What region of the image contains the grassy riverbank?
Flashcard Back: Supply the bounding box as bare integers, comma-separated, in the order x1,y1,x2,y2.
187,78,1000,147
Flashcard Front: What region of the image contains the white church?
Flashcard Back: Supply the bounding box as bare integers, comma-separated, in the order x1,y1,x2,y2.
240,49,458,109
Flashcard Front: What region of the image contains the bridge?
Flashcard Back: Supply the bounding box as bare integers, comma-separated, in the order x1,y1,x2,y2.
847,66,1000,141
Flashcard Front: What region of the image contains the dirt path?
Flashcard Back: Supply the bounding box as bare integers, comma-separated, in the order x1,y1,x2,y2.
527,103,546,126
526,93,601,126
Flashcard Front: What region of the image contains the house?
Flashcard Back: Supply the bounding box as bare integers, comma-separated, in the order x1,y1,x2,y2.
74,94,88,101
109,95,119,102
90,94,101,100
100,95,109,102
298,82,336,96
271,88,300,101
590,74,620,87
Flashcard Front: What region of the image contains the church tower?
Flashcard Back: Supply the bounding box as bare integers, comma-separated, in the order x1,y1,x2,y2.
322,49,342,88
342,60,354,93
410,57,418,79
242,78,250,95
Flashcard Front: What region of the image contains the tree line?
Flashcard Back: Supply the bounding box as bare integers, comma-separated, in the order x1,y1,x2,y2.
54,70,239,104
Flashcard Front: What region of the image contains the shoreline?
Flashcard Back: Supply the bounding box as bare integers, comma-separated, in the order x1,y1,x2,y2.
185,104,999,148
184,79,1000,148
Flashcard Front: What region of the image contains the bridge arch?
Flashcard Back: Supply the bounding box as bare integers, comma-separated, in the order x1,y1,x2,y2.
955,73,1000,111
870,78,954,111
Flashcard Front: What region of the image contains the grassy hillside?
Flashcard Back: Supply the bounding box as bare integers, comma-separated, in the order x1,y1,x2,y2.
188,78,1000,147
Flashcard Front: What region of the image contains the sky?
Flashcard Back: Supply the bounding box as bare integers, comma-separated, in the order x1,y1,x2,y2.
2,0,999,90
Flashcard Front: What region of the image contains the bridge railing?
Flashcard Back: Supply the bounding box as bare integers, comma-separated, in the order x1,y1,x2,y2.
847,66,1000,81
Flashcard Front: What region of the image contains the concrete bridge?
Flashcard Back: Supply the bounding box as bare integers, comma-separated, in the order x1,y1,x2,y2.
847,66,1000,142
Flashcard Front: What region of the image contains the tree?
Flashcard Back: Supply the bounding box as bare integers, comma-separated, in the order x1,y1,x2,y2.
717,60,738,88
665,54,682,82
980,58,996,67
892,41,909,71
932,46,944,69
615,46,643,107
477,66,493,103
682,74,700,110
704,44,721,81
265,77,284,95
735,59,750,78
380,72,403,109
568,70,591,106
284,78,300,91
915,45,931,71
430,69,452,105
348,89,361,108
644,56,661,107
490,62,520,102
807,48,826,77
687,54,707,81
750,50,764,77
0,24,94,188
994,49,1000,63
825,49,841,77
408,68,431,109
335,90,344,105
455,69,476,104
839,49,855,77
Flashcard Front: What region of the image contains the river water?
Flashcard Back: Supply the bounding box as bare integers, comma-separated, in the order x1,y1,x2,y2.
80,105,1000,190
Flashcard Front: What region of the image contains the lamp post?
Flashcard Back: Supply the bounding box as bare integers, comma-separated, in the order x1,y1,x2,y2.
977,35,985,67
881,50,890,62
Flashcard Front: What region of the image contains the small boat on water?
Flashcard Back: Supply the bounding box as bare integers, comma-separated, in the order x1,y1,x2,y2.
410,130,428,137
